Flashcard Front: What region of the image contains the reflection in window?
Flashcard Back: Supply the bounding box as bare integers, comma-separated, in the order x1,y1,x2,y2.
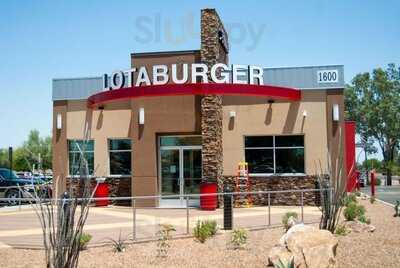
109,139,132,176
244,135,304,175
68,140,94,176
160,136,202,146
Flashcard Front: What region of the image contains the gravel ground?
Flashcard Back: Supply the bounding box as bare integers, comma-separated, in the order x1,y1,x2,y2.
0,199,399,267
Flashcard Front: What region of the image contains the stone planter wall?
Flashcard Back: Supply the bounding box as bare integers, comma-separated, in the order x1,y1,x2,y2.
65,177,132,206
220,176,319,206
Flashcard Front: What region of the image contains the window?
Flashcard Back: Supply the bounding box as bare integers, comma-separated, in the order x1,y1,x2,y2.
244,135,304,175
160,136,202,146
68,140,94,176
109,139,132,176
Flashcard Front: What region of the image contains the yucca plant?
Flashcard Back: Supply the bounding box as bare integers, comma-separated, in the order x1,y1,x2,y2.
25,136,98,268
156,224,176,257
274,257,294,268
316,128,350,233
107,231,129,253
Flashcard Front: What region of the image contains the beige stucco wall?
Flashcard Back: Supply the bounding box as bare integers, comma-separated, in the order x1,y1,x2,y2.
66,100,132,177
222,90,328,176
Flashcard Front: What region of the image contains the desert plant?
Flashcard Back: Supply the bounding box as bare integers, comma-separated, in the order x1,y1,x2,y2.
24,137,98,268
344,202,366,221
369,196,376,204
335,225,349,236
229,228,248,249
343,193,357,207
203,220,218,236
357,214,371,224
316,128,349,233
394,200,400,217
156,224,175,257
107,231,129,253
281,211,298,231
193,220,218,243
274,257,294,268
78,233,92,250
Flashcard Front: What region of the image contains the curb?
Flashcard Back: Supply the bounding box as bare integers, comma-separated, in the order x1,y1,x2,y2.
362,193,395,207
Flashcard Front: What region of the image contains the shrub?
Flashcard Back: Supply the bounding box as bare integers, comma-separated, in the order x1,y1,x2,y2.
335,225,348,236
344,202,366,221
342,193,357,207
282,212,298,231
78,233,92,250
156,224,176,257
193,220,218,243
229,228,248,249
357,214,371,225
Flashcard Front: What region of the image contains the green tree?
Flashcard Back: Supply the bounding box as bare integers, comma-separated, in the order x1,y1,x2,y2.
13,147,31,171
345,64,400,185
362,158,382,172
0,148,10,168
18,130,52,171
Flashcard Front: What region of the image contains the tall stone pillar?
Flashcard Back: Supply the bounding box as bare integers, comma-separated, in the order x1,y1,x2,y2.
200,9,229,184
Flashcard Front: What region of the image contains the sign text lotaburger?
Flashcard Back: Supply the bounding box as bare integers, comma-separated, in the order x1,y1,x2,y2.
103,64,264,90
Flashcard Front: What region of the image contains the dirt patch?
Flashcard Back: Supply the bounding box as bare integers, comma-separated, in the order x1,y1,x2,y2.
0,199,399,267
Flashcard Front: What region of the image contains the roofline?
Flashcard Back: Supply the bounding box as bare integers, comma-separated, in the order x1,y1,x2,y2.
131,49,200,57
52,76,102,82
264,64,344,70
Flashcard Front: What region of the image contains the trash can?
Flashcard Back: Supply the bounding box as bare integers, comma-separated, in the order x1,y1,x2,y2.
200,182,218,210
95,178,109,207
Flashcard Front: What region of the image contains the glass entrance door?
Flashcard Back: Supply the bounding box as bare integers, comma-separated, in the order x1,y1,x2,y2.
159,136,202,207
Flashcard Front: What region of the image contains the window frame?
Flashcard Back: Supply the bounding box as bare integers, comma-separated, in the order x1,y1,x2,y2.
68,139,95,177
244,135,305,177
108,138,132,177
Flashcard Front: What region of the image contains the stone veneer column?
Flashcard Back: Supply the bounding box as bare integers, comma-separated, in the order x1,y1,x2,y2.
200,9,229,183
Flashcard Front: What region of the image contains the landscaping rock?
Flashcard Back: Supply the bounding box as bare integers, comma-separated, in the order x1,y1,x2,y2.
287,229,338,268
287,216,299,229
269,224,338,268
343,221,376,233
279,223,315,246
267,245,292,266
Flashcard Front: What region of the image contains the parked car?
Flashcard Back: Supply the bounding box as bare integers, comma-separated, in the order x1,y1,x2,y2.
358,173,367,187
0,168,51,205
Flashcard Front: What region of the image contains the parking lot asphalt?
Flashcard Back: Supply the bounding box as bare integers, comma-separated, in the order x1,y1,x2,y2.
361,185,400,205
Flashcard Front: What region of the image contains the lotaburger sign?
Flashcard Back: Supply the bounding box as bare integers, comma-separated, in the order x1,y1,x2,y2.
102,64,264,91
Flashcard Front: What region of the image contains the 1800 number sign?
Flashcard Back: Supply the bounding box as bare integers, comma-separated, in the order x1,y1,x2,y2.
317,70,338,83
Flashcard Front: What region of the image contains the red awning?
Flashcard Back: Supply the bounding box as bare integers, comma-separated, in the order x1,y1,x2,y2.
87,83,301,108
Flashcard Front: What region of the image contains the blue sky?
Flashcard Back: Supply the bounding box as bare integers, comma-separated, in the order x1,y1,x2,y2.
0,0,399,160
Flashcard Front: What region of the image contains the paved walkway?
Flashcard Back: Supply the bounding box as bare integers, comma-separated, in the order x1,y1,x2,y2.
0,205,321,248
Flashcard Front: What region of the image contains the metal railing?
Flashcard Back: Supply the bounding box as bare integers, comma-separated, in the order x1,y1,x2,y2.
0,188,329,245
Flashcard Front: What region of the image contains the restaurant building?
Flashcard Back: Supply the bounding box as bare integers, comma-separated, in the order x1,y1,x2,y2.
52,9,349,207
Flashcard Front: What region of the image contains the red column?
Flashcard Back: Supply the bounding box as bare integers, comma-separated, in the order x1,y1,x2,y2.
345,121,357,192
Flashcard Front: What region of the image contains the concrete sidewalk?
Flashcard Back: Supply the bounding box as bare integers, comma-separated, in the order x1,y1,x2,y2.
0,205,321,248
